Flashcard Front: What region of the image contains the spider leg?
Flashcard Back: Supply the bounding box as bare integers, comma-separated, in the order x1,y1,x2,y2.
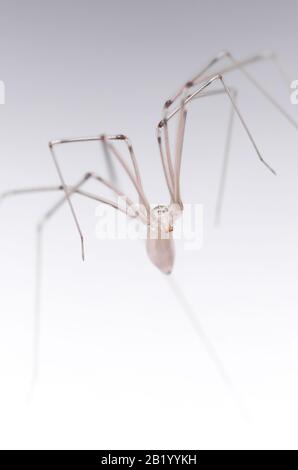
0,185,63,202
163,50,289,114
31,172,143,388
222,51,298,130
156,123,175,201
182,87,238,225
159,87,238,221
157,89,237,205
166,74,276,205
1,174,143,390
156,51,254,201
102,138,118,186
172,87,238,223
37,172,142,225
158,51,294,202
49,134,150,259
214,88,237,226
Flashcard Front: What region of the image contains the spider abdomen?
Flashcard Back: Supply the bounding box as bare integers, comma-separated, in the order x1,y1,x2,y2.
146,236,175,275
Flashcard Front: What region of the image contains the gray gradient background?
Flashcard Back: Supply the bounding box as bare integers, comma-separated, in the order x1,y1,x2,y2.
0,0,298,449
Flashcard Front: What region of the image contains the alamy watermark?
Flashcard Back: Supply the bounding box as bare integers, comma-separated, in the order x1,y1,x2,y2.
94,198,204,251
290,80,298,104
0,80,5,104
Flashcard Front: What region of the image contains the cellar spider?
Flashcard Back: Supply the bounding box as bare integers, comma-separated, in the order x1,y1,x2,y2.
1,50,295,273
1,50,296,396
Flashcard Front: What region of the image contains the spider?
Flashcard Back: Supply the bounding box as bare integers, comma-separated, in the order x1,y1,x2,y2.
1,50,296,275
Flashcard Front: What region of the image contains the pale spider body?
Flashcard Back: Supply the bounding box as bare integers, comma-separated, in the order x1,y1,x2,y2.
146,204,182,274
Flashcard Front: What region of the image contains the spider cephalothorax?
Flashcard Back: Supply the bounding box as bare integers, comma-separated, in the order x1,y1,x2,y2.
150,205,174,233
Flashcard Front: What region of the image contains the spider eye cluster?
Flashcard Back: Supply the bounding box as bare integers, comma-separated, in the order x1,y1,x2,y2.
150,205,173,232
153,205,169,216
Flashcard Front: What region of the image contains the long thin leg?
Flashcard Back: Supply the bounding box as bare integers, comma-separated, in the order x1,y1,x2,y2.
162,50,288,116
0,172,143,221
30,170,142,385
157,88,238,205
0,173,141,219
1,175,143,391
170,74,275,204
166,275,234,391
158,51,295,201
156,123,175,201
49,134,150,259
32,224,42,391
169,87,238,222
214,88,237,226
223,51,298,130
160,51,298,136
219,76,276,173
31,173,143,388
49,143,86,261
101,138,118,186
38,172,142,222
166,275,248,418
167,87,238,223
156,50,243,201
190,87,238,225
173,105,187,207
0,186,63,202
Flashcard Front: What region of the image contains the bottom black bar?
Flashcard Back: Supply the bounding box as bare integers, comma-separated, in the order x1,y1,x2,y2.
0,450,295,466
